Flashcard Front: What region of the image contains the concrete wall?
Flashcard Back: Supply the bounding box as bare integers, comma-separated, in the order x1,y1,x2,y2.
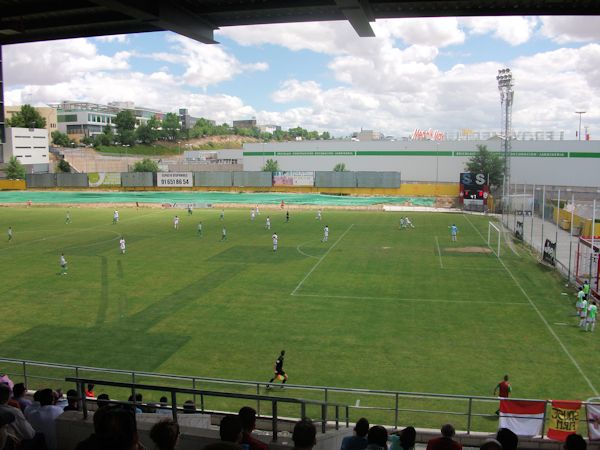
56,173,89,187
4,127,49,165
241,140,600,187
121,172,154,187
194,172,233,187
233,171,272,187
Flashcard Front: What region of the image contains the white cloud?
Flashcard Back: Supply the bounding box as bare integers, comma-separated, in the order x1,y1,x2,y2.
375,17,465,47
540,16,600,43
461,16,538,46
94,34,129,43
3,39,130,86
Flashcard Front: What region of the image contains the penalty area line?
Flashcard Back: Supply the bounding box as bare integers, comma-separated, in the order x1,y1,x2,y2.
291,224,354,296
463,213,599,396
435,236,444,269
292,293,529,305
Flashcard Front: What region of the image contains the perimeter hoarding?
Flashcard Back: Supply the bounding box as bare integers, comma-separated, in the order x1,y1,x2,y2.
157,172,193,188
272,171,315,186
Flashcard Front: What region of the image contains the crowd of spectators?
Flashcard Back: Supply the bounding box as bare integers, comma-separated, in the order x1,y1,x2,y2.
0,371,592,450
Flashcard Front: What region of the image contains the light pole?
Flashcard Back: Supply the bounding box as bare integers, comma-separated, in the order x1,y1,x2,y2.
435,142,439,195
575,111,586,140
497,68,514,207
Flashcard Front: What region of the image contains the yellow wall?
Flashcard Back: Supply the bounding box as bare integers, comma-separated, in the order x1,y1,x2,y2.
554,206,600,236
4,106,58,140
0,180,26,190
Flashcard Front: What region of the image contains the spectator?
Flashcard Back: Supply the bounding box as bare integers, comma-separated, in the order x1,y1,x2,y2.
293,419,317,450
12,384,31,412
496,428,518,450
156,396,171,415
150,419,180,450
63,390,80,412
426,424,462,450
27,388,63,450
0,408,17,450
84,384,95,399
390,426,416,450
0,373,14,393
340,417,369,450
183,400,196,414
220,415,243,443
366,426,388,450
76,405,142,450
0,384,36,445
53,390,67,409
127,395,143,414
480,439,502,450
24,391,41,419
564,434,587,450
96,394,110,409
239,406,269,450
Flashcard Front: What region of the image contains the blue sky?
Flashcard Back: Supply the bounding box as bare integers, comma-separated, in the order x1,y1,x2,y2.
4,16,600,138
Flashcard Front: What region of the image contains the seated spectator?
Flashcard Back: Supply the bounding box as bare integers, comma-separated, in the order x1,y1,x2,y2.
183,400,196,414
220,415,243,444
0,384,36,445
96,394,110,409
76,405,142,450
63,390,80,412
27,388,64,450
11,384,31,412
24,391,41,419
0,408,17,450
366,426,388,450
496,428,518,450
239,406,269,450
0,373,14,393
127,395,143,414
340,417,369,450
156,396,171,415
426,424,462,450
390,426,416,450
84,384,95,399
292,419,317,450
150,419,180,450
480,439,502,450
565,434,587,450
53,390,67,409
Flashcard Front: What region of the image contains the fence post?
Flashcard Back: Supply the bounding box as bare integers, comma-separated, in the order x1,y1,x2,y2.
301,402,306,419
321,404,327,434
131,372,136,408
200,393,205,412
78,381,88,420
466,398,473,434
335,405,339,430
394,393,399,429
22,361,28,388
272,401,278,442
540,400,548,438
256,383,261,417
192,378,197,409
346,406,349,428
170,391,178,423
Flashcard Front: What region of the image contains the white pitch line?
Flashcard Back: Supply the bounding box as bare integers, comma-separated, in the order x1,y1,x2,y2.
296,241,321,259
435,236,444,269
463,213,599,396
292,292,528,305
291,224,354,296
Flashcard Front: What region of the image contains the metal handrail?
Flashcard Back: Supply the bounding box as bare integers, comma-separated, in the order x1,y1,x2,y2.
65,376,348,441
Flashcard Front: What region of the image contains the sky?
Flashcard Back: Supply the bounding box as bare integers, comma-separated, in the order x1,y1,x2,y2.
3,15,600,139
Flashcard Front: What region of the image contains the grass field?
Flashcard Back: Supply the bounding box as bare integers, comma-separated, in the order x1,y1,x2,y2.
0,206,598,429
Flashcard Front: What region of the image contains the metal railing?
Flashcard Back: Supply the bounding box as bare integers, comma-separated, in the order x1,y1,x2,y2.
1,356,587,436
64,377,348,442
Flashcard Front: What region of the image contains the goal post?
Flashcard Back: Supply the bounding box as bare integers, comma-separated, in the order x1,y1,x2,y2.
488,221,501,257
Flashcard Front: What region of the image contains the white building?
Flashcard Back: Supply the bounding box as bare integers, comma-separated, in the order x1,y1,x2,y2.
4,127,49,165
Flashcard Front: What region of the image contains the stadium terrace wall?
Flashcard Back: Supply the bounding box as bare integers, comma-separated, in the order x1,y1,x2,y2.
0,179,26,190
240,140,600,187
25,173,90,188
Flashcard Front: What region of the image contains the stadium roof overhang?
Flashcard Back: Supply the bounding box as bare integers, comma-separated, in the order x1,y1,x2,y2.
0,0,598,46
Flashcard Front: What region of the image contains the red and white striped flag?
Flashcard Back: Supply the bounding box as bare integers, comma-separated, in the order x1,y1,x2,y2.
586,403,600,440
499,399,546,437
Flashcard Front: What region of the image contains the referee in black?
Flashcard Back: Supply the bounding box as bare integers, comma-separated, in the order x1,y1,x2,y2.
267,350,288,389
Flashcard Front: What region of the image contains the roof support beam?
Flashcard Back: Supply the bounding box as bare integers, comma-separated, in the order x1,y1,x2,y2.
335,0,375,37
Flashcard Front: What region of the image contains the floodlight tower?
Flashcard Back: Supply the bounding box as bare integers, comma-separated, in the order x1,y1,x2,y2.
497,68,514,199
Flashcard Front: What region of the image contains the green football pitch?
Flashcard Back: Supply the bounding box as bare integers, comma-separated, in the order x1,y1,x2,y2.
0,206,598,428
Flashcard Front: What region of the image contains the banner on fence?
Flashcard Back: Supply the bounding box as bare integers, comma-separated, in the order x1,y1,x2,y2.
586,403,600,440
272,171,314,186
547,400,581,441
543,239,557,266
157,172,193,187
515,221,524,240
88,172,121,187
499,399,545,437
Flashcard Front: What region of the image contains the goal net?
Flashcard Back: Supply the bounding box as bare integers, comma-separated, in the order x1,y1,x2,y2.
487,221,501,257
576,236,600,300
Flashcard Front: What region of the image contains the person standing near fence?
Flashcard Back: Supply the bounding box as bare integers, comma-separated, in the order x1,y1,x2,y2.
576,288,586,316
583,281,591,300
579,297,588,328
494,375,511,415
586,301,597,332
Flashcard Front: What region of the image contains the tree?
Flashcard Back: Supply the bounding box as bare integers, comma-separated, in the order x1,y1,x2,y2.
262,159,280,172
321,131,331,140
7,104,46,129
57,158,71,173
51,130,71,147
133,158,159,172
6,156,26,179
135,124,158,144
161,113,181,141
333,163,346,172
114,110,136,145
464,144,505,190
93,126,115,147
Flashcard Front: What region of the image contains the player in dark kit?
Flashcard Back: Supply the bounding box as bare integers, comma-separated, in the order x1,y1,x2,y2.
267,350,288,389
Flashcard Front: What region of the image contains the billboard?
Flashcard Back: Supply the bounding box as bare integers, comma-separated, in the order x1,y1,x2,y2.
273,171,315,186
88,172,121,187
157,172,193,187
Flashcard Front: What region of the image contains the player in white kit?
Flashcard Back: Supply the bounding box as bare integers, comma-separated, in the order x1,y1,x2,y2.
265,216,271,230
272,232,278,251
119,237,126,254
322,225,329,243
113,210,119,224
